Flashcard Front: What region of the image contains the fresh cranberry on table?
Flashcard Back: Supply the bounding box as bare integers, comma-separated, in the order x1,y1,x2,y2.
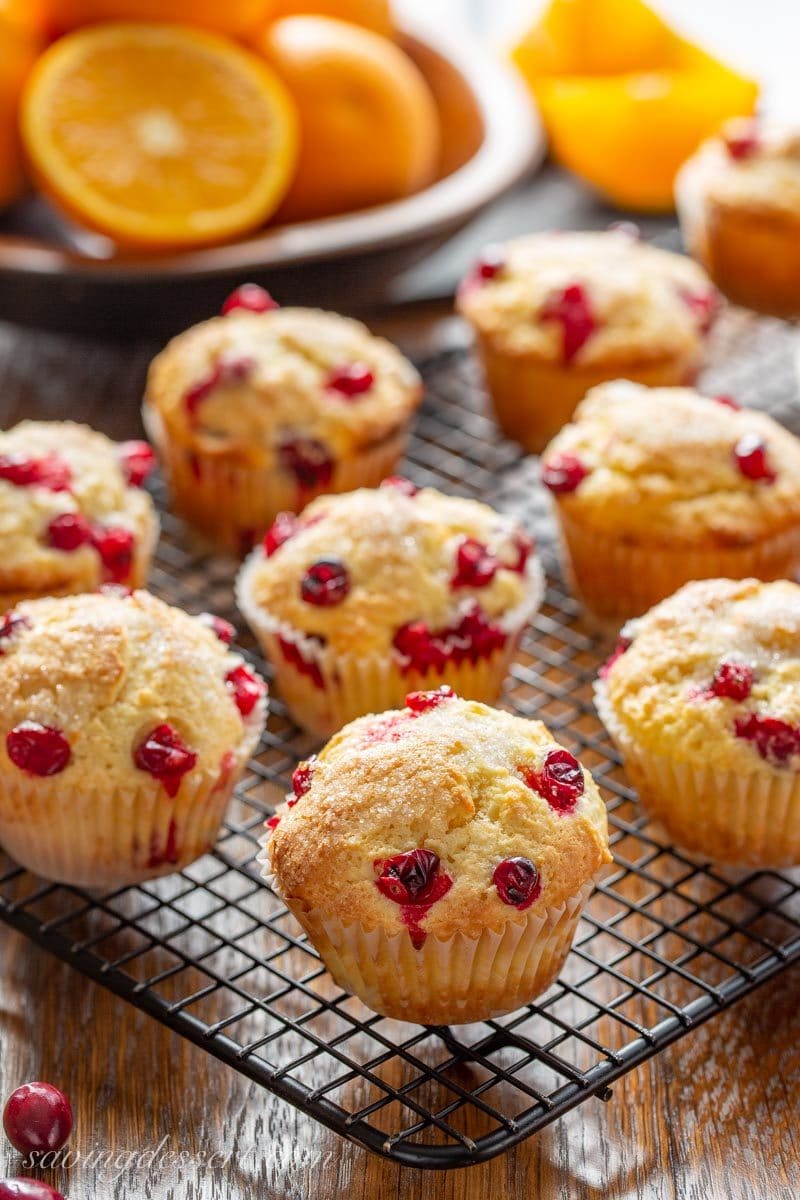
493,857,541,909
540,283,597,363
0,1180,65,1199
133,724,197,797
523,748,585,815
6,724,71,777
300,558,350,607
221,283,279,315
541,453,589,495
326,363,374,399
3,1083,73,1155
118,440,156,488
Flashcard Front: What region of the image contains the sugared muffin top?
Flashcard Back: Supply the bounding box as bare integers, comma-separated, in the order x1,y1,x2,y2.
0,591,266,790
598,578,800,773
541,382,800,545
236,480,540,659
456,229,717,363
144,303,422,470
266,692,610,942
677,118,800,217
0,421,158,601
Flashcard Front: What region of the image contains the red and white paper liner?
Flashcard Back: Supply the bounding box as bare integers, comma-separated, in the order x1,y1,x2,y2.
258,833,597,1025
595,680,800,867
0,695,266,889
236,555,545,738
144,406,410,554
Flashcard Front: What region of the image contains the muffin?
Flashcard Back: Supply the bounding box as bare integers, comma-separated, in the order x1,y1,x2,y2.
0,421,159,608
143,287,422,553
676,117,800,319
0,590,267,887
456,228,718,453
236,479,543,737
260,691,610,1024
541,381,800,624
596,578,800,867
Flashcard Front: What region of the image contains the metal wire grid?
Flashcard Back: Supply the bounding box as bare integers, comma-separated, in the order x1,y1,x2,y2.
1,310,800,1170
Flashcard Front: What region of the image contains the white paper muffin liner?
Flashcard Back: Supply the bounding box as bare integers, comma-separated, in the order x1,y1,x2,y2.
236,554,545,738
144,406,410,554
0,697,266,888
257,833,596,1025
555,505,800,627
595,680,800,867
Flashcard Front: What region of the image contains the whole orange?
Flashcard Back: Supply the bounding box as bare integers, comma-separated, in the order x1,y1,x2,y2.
49,0,275,38
258,15,439,221
0,15,41,207
268,0,393,38
0,0,53,39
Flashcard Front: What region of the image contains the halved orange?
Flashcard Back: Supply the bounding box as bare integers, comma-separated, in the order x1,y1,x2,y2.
21,22,299,249
267,0,394,38
49,0,275,39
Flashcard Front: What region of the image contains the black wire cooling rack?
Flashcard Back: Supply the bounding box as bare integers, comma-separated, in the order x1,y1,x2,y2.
1,309,800,1170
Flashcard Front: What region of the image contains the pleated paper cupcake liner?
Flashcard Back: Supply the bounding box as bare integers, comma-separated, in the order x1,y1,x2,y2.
257,834,596,1025
0,699,266,888
556,506,800,627
595,680,800,867
144,406,410,554
237,555,545,738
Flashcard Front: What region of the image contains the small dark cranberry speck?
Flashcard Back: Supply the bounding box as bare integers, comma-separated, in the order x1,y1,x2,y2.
709,661,754,702
0,454,71,493
91,526,135,583
326,363,375,399
6,724,70,777
0,1180,66,1199
46,512,92,552
374,849,451,905
292,755,317,799
225,665,266,717
714,393,741,411
301,558,350,607
198,613,236,644
724,124,760,160
599,636,632,680
2,1082,73,1155
134,724,197,797
451,537,499,589
0,612,30,654
279,438,334,491
380,475,419,497
118,440,156,487
734,713,800,765
524,748,584,814
542,453,589,494
406,685,456,714
221,283,279,315
680,287,719,333
493,857,541,909
734,434,776,483
263,511,300,557
510,530,534,573
540,283,598,362
475,246,505,280
267,814,281,830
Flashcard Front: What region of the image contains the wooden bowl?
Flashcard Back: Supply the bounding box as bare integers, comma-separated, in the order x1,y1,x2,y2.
0,18,542,339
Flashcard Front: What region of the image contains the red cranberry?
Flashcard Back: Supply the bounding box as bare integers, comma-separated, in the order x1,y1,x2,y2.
184,355,254,417
493,857,541,909
709,661,754,701
46,512,92,552
393,621,448,673
225,664,266,717
326,363,374,399
221,283,279,315
374,849,451,905
291,755,317,799
714,393,741,411
118,440,156,487
263,511,300,557
599,635,632,679
0,612,30,654
524,748,584,814
406,685,456,714
475,246,505,280
380,476,418,497
91,526,135,582
680,287,719,333
301,558,350,607
267,814,281,830
542,453,589,494
6,724,70,777
0,454,71,493
734,713,800,765
451,537,499,589
734,434,776,483
540,283,597,362
198,613,236,644
2,1083,73,1154
453,605,507,665
134,724,197,797
510,530,534,573
277,635,325,689
0,1181,65,1199
278,438,333,491
724,123,760,160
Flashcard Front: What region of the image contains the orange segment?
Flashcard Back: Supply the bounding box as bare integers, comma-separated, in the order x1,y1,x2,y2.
257,16,439,222
49,0,275,38
21,22,299,249
267,0,394,38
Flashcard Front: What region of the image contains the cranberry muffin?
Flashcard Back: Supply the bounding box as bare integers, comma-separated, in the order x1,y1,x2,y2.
236,479,543,736
542,381,800,624
260,691,610,1024
596,578,800,866
0,421,159,607
456,228,718,453
143,285,422,553
0,590,267,887
676,118,800,318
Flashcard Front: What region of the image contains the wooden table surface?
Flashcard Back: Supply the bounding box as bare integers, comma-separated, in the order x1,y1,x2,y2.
0,315,798,1200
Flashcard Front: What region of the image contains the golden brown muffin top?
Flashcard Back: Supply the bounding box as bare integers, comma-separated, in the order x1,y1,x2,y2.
677,118,800,218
